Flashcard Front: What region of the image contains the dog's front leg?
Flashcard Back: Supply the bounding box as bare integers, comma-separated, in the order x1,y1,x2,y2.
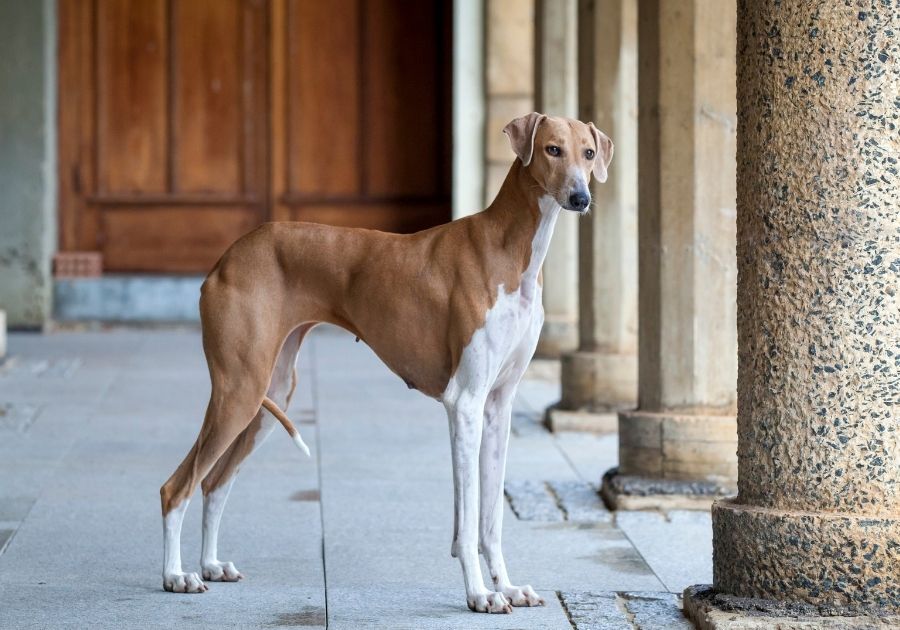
445,392,512,614
479,385,544,607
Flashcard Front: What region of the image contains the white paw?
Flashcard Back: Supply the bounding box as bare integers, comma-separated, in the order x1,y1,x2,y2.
163,572,207,593
201,560,243,582
467,591,512,614
502,584,544,607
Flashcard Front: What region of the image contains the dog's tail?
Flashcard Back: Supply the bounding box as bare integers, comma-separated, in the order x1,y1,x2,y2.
261,396,311,457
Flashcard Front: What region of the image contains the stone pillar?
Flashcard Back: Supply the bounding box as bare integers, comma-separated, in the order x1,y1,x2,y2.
483,0,534,206
534,0,578,358
546,0,638,433
451,0,485,220
601,0,738,509
0,0,57,328
685,1,900,624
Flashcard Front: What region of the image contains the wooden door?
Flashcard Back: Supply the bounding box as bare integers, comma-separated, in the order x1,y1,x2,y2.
59,0,269,272
59,0,452,273
271,0,452,232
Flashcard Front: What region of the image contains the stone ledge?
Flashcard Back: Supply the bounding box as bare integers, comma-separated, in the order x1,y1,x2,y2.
54,276,203,323
600,467,735,511
683,585,900,629
713,499,900,610
544,404,618,433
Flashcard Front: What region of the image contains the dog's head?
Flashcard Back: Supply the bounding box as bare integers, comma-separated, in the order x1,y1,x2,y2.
503,113,613,213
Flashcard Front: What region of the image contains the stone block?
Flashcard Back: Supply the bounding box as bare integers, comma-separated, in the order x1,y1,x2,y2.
485,95,533,162
560,350,637,411
548,480,612,523
618,411,662,448
663,459,737,482
618,446,663,477
662,413,737,443
622,592,694,628
504,480,564,522
557,591,632,629
536,315,578,358
661,440,738,466
483,163,509,206
486,0,534,95
617,410,738,484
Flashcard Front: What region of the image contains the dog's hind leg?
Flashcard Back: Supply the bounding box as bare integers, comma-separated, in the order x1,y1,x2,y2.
159,315,286,593
198,325,312,582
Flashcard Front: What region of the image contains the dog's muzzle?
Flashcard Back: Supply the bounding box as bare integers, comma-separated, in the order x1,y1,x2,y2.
567,191,590,212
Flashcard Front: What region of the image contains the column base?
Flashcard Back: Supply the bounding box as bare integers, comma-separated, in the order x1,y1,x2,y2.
712,498,900,611
535,316,578,358
683,585,900,629
618,409,737,483
544,404,618,433
559,350,637,411
600,467,734,511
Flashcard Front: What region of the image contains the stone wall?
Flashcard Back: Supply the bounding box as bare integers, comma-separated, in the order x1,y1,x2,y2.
0,0,56,328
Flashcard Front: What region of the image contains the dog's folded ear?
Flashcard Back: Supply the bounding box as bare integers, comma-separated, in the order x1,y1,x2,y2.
503,113,547,166
588,122,614,183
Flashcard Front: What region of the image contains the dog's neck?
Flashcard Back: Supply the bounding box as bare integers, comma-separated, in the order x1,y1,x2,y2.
481,159,562,296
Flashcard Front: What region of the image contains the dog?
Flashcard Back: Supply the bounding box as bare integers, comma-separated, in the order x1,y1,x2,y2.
160,113,613,613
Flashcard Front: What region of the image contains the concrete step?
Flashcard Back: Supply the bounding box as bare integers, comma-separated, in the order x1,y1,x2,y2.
53,275,203,323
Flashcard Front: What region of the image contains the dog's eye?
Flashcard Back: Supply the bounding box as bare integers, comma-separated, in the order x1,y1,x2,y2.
585,149,595,160
546,145,561,157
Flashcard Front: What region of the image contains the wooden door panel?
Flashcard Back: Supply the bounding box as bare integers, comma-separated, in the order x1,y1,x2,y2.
96,0,167,194
365,0,441,197
102,206,261,272
173,0,243,195
274,0,452,232
287,0,361,197
59,0,269,273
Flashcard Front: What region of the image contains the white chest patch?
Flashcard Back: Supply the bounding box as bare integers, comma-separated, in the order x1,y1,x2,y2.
444,196,562,398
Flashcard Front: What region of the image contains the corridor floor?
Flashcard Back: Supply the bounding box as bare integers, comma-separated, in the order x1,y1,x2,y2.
0,328,711,629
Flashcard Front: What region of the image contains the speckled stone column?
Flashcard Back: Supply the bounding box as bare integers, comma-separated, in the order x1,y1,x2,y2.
534,0,579,358
546,0,639,433
710,0,900,612
601,0,738,509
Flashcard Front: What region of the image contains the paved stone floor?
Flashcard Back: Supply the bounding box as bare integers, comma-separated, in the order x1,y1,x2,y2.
0,328,711,629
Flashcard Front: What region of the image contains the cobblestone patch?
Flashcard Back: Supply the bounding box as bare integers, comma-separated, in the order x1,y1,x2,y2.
559,591,690,629
550,481,612,523
505,480,564,521
505,480,610,522
621,592,692,629
0,403,41,433
559,591,631,629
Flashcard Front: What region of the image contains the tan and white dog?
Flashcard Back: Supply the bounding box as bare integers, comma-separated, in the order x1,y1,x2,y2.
160,113,612,613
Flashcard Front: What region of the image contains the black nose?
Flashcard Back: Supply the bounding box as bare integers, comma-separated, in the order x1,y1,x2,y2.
568,192,590,211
